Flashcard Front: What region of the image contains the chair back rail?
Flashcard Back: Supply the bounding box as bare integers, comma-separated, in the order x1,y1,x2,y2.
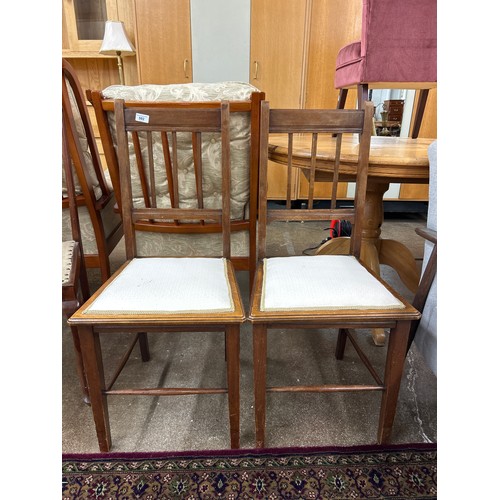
258,102,374,260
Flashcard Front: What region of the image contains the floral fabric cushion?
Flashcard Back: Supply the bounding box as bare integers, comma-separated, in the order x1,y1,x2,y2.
62,77,105,199
102,82,259,257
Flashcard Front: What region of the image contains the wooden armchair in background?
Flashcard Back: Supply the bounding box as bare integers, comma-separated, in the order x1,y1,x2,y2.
62,117,91,404
87,83,265,287
62,60,123,282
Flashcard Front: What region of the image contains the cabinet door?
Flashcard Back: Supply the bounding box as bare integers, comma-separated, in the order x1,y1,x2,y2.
304,0,362,110
135,0,192,84
63,0,119,55
250,0,308,108
250,0,308,199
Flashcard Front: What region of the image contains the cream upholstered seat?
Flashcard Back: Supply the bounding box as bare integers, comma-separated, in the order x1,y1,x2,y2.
87,83,264,285
84,258,234,315
249,101,421,448
69,100,245,453
62,60,123,282
261,255,404,311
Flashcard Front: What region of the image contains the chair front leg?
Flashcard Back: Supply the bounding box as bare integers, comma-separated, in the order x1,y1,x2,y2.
79,324,112,452
225,324,240,449
70,325,90,404
253,323,267,448
377,320,411,444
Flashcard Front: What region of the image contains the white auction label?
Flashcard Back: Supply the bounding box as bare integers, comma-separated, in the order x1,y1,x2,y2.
135,113,150,123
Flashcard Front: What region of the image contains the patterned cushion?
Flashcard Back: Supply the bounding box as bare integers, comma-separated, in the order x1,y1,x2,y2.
62,240,76,285
261,255,404,311
61,193,121,255
102,82,259,226
83,257,234,314
62,77,106,198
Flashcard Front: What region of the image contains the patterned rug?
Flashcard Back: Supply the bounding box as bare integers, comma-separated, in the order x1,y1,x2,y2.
62,443,436,499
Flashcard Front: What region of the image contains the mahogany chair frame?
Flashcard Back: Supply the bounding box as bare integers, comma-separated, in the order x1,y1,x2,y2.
87,89,265,286
62,60,123,281
69,100,245,452
249,101,421,447
62,117,91,404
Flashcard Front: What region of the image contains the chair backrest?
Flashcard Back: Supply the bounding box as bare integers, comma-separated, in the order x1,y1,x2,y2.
62,60,112,209
62,60,123,280
361,0,436,83
62,117,82,247
62,110,90,305
113,99,234,261
257,101,374,260
87,85,264,281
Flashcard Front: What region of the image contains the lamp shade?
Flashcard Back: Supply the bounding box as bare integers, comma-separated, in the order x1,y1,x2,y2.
99,21,135,55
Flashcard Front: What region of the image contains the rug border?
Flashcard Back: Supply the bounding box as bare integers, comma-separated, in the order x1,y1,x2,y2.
62,442,436,461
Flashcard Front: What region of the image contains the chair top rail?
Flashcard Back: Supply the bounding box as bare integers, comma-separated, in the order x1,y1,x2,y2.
268,108,365,134
123,107,222,131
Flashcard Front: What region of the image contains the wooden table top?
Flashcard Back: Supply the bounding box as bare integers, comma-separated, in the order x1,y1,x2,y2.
268,135,434,184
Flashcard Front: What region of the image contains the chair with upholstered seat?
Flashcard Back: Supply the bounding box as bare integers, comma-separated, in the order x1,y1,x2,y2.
87,83,264,287
334,0,437,138
250,100,421,447
62,60,123,282
407,140,437,373
68,100,245,452
62,118,91,404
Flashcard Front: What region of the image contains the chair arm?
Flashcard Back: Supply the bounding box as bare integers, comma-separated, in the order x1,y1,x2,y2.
415,227,437,245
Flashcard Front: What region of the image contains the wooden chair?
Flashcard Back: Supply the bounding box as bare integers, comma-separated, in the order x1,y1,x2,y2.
407,140,437,372
68,100,245,452
62,117,91,404
250,101,421,447
62,60,123,282
334,0,437,138
86,84,264,287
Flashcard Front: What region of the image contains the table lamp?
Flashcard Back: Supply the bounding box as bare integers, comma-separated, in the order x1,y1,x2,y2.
99,21,135,85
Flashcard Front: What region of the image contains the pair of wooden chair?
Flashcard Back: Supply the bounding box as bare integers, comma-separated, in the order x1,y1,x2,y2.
68,98,420,452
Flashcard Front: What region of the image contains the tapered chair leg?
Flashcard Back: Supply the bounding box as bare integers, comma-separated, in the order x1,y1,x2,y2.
336,88,349,109
79,324,112,452
410,89,429,139
377,320,411,444
225,324,240,449
335,328,348,359
253,324,267,448
70,325,90,404
138,332,150,362
356,84,369,110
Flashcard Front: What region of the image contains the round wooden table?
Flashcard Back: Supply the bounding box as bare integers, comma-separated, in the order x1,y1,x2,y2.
268,135,433,345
